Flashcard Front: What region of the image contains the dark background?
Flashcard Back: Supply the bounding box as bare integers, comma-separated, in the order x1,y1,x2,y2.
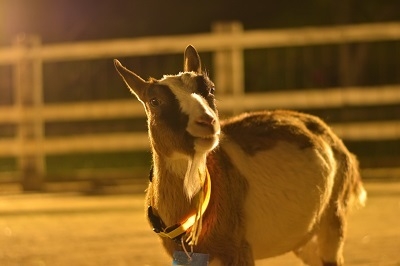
0,0,399,178
1,0,399,45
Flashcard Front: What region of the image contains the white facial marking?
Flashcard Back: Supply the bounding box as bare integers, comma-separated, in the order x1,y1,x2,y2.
159,72,220,142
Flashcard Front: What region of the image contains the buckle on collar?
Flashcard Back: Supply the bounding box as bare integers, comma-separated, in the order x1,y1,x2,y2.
147,206,186,241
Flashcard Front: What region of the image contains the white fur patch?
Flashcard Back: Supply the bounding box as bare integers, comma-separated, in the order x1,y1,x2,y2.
221,138,336,259
159,72,198,112
184,153,207,199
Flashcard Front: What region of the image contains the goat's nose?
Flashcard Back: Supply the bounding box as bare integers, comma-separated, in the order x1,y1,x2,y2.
196,114,215,127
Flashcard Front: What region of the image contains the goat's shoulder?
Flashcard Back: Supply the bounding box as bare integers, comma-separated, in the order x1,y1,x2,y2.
220,110,336,155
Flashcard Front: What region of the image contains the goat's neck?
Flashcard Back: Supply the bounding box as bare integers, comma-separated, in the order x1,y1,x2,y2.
150,153,199,226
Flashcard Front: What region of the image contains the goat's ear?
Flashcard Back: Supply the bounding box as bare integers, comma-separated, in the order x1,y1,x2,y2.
114,59,147,101
184,45,202,73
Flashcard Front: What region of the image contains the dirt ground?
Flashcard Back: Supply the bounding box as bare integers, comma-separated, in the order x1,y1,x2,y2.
0,182,399,266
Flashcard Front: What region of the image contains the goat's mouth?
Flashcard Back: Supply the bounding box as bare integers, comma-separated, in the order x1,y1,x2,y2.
192,132,220,140
193,133,220,152
199,134,218,140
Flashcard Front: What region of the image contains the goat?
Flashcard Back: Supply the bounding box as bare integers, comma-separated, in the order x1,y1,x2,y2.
114,45,366,266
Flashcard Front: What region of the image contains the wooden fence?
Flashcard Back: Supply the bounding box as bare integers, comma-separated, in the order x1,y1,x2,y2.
0,21,399,190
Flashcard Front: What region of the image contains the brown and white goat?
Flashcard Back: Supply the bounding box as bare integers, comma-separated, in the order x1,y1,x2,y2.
114,45,366,266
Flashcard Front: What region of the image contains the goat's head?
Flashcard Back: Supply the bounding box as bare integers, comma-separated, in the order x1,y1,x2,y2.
114,45,220,198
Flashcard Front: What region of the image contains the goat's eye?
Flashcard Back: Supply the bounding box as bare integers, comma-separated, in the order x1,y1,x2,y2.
150,98,160,107
209,87,215,95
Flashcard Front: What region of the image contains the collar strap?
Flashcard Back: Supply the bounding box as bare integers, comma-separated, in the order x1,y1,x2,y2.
147,167,212,241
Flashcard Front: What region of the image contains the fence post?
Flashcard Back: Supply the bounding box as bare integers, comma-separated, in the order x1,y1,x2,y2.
212,21,245,113
13,34,45,191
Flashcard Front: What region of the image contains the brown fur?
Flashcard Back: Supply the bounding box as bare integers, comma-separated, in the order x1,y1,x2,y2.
222,110,322,154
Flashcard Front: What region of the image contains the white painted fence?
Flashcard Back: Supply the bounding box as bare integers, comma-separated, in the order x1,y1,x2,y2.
0,22,399,188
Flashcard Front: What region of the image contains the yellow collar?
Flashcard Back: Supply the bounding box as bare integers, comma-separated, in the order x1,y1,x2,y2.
147,167,212,240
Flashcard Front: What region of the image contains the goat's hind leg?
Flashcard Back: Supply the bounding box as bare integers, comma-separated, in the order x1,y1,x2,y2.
293,235,323,266
316,203,347,266
293,204,346,266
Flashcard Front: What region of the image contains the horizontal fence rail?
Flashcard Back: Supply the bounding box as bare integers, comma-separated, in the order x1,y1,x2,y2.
1,22,400,63
0,133,149,156
0,121,398,157
0,85,399,123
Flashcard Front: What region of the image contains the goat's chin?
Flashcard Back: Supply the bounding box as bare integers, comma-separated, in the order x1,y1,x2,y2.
194,135,219,153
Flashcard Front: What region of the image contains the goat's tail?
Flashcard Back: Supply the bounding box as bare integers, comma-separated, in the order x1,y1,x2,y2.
347,154,367,210
352,180,367,209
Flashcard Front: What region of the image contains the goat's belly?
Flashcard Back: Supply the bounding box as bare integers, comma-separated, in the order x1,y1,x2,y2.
222,141,336,259
244,180,322,259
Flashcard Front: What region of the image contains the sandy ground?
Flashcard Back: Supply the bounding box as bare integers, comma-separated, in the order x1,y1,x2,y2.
0,182,399,266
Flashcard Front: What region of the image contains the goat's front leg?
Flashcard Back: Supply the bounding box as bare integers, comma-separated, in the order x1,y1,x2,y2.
211,240,254,266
